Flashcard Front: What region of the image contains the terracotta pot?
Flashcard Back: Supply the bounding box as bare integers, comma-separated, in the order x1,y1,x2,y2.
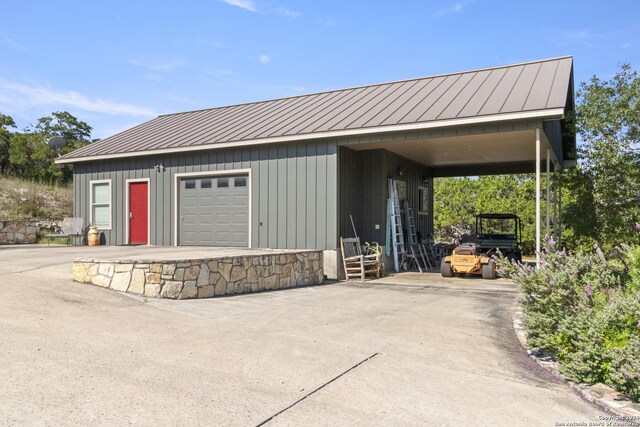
88,226,100,246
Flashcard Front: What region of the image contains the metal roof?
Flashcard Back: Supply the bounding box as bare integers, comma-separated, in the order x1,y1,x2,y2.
58,56,573,163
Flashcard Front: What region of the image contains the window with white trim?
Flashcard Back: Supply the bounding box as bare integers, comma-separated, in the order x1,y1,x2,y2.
418,185,429,215
91,181,111,228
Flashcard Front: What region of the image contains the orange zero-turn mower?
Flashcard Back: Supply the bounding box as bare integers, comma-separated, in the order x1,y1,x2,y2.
440,243,497,280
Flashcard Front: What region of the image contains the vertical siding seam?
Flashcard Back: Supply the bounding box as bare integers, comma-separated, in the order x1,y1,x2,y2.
325,144,329,249
315,143,319,249
285,149,288,247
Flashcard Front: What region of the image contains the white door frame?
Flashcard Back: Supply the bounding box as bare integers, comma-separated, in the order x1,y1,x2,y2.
125,178,151,245
173,169,252,247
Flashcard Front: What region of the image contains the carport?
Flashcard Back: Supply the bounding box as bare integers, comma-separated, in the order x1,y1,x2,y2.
337,56,575,265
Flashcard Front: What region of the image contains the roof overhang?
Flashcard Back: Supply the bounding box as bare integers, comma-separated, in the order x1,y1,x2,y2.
55,108,564,164
341,117,565,177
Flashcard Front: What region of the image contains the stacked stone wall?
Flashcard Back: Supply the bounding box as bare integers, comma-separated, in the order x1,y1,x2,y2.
0,221,37,244
73,251,324,299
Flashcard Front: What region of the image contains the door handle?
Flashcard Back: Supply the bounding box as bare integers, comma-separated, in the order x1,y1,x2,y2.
129,212,133,219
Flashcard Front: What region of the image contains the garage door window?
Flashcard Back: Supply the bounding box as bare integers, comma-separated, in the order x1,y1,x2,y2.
201,179,212,188
185,180,196,189
217,178,229,188
234,177,246,187
90,180,111,229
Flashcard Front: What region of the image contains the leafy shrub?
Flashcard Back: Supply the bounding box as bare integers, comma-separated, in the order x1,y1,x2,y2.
498,239,640,402
628,244,640,290
608,339,640,401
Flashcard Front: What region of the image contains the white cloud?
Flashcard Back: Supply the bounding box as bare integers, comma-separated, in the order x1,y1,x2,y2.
1,34,26,50
198,39,223,48
545,28,607,48
259,55,271,64
164,94,198,106
435,2,469,16
0,79,157,117
249,83,307,94
94,121,143,139
205,68,236,78
318,16,338,27
219,0,257,13
129,59,185,72
143,74,169,83
276,7,300,17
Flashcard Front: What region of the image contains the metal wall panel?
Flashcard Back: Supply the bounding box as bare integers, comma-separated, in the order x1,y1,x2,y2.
382,150,433,240
73,141,338,250
337,147,432,247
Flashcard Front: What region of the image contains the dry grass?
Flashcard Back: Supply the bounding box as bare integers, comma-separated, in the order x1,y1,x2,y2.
0,177,72,220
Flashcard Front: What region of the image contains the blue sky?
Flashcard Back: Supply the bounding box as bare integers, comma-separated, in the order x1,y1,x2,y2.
1,0,638,139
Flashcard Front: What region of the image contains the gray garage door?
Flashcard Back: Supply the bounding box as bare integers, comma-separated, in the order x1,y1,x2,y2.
179,175,249,246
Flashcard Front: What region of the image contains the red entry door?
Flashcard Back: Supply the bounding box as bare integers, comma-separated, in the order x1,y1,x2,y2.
129,182,148,245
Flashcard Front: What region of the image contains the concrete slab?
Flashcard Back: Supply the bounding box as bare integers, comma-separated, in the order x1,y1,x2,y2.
368,271,519,293
0,246,605,425
81,245,305,262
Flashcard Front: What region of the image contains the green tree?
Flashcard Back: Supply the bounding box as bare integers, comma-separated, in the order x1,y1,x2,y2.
8,133,61,181
556,166,597,251
33,111,92,143
7,111,91,184
564,63,640,249
0,113,16,174
433,176,477,242
434,174,541,254
475,174,538,254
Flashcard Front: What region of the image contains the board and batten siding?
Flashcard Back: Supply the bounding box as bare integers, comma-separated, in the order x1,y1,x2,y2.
382,150,434,239
73,141,338,250
338,147,433,245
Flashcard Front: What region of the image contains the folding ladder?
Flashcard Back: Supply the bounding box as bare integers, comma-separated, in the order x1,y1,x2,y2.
388,179,406,272
404,200,428,273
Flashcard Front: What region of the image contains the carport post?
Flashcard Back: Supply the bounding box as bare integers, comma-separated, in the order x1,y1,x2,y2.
546,149,551,238
535,128,541,267
558,178,563,246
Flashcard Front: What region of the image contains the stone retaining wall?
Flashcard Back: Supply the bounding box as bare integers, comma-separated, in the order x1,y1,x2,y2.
0,221,37,244
72,251,324,299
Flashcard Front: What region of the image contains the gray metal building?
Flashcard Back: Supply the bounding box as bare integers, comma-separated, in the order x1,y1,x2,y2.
58,56,576,277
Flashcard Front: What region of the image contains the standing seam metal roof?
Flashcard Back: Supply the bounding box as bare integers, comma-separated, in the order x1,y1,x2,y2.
60,56,573,161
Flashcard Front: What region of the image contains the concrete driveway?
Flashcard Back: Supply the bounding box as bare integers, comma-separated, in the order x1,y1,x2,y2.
0,246,604,426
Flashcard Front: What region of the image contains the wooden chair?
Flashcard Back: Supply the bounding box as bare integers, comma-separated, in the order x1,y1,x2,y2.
340,237,381,281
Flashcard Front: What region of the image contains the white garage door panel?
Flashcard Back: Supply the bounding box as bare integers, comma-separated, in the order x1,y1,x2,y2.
179,175,249,246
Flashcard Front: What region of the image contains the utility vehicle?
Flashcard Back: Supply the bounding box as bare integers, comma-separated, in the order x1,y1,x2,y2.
440,213,522,280
475,213,522,262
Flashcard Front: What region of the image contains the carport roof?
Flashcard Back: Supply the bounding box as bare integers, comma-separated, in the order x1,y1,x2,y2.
58,56,574,164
